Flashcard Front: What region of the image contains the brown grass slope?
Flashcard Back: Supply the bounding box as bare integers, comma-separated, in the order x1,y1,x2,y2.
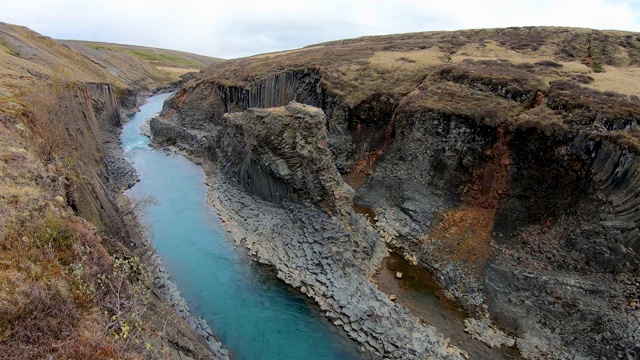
0,23,218,359
0,22,222,93
61,40,224,82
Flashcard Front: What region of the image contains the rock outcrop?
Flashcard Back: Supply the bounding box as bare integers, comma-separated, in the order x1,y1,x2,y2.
217,102,353,211
152,27,640,359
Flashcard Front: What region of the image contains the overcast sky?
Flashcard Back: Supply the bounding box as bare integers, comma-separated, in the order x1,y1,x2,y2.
2,0,640,59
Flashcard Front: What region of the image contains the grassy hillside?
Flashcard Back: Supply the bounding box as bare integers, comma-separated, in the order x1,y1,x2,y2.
196,27,639,100
61,40,223,81
0,23,219,359
0,23,222,96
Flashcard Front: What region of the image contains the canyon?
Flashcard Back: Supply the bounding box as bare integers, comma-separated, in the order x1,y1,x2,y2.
2,21,640,359
151,27,640,359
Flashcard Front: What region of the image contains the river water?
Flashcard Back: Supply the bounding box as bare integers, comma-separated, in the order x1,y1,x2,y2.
121,93,365,360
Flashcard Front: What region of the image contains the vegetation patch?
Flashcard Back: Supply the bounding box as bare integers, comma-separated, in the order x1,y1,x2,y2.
0,37,17,56
0,211,161,359
121,48,200,67
400,80,521,125
368,47,448,68
89,43,206,69
546,79,640,131
438,59,545,103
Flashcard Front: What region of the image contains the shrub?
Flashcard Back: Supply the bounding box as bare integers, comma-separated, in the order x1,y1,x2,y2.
98,256,152,354
534,60,563,68
21,81,77,163
0,279,79,359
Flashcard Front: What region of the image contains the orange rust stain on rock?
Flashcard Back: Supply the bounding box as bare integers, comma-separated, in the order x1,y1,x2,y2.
175,90,188,107
425,206,496,271
425,125,513,272
162,90,187,119
162,109,176,119
343,149,383,189
344,118,397,189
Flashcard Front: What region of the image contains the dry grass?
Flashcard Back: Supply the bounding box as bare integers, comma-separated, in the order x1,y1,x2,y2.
506,105,570,136
195,27,639,117
21,81,78,163
400,80,521,124
0,209,160,359
0,37,16,56
0,23,222,91
452,40,554,64
584,66,640,96
368,47,449,68
0,78,170,359
156,66,199,77
80,41,222,69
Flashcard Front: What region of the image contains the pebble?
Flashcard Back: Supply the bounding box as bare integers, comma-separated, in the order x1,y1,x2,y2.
389,294,397,301
396,271,403,279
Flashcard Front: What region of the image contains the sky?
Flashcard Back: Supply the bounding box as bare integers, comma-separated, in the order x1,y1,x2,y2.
1,0,640,59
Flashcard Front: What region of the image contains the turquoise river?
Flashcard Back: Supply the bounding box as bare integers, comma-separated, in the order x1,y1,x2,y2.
121,93,369,360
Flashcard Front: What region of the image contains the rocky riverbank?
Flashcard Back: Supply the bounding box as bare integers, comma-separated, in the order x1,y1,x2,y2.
115,92,230,360
207,168,467,359
146,253,230,360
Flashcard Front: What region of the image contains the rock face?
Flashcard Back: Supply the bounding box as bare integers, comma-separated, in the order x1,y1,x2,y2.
218,102,353,211
206,154,462,360
154,103,463,358
152,27,640,359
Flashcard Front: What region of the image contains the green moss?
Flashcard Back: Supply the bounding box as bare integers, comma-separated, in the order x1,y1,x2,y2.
89,44,201,68
121,49,199,67
591,59,604,73
0,37,17,56
36,217,76,252
90,44,116,52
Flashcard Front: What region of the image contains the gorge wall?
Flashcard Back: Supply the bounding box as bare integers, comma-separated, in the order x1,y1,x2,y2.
56,83,222,359
151,27,640,359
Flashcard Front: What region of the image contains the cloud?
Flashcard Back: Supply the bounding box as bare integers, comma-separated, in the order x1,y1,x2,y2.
1,0,639,58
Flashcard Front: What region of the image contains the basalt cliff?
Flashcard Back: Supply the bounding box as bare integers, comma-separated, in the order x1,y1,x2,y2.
152,27,640,359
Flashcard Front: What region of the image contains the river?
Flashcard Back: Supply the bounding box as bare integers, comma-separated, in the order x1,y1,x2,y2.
121,93,366,360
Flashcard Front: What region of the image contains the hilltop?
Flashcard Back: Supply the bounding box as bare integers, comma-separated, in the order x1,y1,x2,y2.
0,22,222,106
61,40,223,81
